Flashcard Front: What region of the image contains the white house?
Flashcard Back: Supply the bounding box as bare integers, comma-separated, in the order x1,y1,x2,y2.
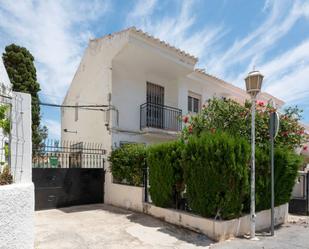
61,27,284,147
61,27,286,207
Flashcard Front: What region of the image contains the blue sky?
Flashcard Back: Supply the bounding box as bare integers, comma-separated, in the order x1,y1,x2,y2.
0,0,308,139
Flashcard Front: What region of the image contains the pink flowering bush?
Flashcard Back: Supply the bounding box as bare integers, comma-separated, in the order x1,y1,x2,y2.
182,98,308,150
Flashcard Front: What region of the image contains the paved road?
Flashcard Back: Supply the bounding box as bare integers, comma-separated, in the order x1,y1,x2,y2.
35,204,309,249
211,215,309,249
35,204,213,249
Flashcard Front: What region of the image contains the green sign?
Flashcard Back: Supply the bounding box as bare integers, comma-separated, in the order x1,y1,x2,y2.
49,156,58,168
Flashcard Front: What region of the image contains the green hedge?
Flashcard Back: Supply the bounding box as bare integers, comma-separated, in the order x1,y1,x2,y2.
108,144,146,186
147,140,184,207
182,132,250,219
250,146,302,212
108,132,302,220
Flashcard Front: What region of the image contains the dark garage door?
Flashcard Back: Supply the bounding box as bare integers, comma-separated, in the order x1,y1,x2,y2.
32,140,105,210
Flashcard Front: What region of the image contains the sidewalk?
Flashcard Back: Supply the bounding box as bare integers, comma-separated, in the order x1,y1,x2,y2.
211,215,309,249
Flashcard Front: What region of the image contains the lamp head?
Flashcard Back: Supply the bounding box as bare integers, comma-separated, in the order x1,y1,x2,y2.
245,70,264,97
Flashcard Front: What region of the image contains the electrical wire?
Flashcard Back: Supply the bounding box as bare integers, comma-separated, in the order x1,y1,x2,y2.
39,102,109,112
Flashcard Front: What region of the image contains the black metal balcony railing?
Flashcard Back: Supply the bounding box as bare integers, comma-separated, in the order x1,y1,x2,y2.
140,102,182,132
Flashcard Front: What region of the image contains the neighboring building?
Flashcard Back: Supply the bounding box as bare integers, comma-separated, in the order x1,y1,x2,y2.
61,27,284,148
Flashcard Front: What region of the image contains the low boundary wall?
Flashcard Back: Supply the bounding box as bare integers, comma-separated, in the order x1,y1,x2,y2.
105,182,144,212
143,203,288,241
0,183,34,249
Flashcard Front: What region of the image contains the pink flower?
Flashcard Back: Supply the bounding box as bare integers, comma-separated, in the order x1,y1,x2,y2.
257,100,265,107
183,116,189,123
304,145,308,151
188,125,193,133
296,130,304,135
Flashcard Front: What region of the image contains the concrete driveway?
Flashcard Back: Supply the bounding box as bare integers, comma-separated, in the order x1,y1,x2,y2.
35,204,213,249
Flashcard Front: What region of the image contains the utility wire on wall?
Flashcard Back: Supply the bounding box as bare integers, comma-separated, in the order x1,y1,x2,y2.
39,102,109,112
39,101,119,129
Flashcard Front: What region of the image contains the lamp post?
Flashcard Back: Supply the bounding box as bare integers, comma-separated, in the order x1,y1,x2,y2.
245,70,264,240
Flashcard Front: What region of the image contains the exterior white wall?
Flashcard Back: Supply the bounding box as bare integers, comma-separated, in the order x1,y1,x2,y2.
143,203,288,242
105,183,144,212
0,183,34,249
11,92,32,183
111,44,186,133
0,59,34,249
61,33,128,149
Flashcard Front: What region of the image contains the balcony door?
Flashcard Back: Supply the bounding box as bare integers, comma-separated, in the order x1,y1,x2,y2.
146,82,164,129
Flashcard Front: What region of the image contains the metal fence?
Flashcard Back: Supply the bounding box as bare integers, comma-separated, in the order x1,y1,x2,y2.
289,171,309,214
32,140,106,168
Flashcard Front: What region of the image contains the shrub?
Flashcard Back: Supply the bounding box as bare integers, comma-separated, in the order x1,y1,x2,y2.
0,165,13,185
182,98,308,150
147,140,184,208
182,131,250,219
109,144,146,186
245,146,303,212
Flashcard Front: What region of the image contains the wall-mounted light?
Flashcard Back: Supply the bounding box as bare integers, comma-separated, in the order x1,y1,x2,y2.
63,128,77,134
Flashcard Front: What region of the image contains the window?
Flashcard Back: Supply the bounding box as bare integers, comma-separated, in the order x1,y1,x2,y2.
188,92,201,113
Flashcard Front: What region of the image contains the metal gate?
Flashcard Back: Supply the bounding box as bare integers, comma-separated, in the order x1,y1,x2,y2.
289,171,309,215
32,140,106,210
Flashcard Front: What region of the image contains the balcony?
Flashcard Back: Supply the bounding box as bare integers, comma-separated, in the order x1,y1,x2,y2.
140,103,182,132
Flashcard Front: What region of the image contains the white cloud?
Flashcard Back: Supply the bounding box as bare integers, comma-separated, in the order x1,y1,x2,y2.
128,0,157,19
126,0,225,60
42,119,61,139
0,0,110,103
209,0,309,80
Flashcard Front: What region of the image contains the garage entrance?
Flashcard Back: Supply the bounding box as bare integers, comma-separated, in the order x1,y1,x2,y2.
32,140,106,210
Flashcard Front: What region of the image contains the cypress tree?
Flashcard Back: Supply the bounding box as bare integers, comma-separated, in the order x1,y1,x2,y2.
2,44,47,149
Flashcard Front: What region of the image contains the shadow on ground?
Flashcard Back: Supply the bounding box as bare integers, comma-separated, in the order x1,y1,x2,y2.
127,211,212,247
58,203,132,215
58,204,212,247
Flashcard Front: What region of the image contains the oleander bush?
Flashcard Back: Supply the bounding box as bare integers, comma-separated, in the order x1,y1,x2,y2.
182,131,250,219
147,140,184,207
109,144,146,186
182,98,309,150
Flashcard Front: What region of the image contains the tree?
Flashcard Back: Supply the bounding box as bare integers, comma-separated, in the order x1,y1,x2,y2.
2,44,48,150
181,98,308,150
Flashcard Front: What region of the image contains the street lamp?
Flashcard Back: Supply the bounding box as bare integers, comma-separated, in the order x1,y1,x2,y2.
245,70,264,240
